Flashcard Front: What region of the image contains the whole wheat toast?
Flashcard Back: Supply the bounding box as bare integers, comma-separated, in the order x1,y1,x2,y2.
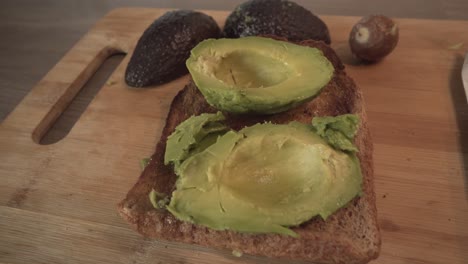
118,39,381,264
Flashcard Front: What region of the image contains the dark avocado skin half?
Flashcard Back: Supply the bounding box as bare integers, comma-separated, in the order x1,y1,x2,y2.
125,10,221,87
223,0,330,44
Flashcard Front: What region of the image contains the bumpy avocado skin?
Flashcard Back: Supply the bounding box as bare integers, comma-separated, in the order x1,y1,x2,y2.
125,10,221,87
223,0,330,44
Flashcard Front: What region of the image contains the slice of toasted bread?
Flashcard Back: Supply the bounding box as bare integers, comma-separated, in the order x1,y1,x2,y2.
118,39,381,264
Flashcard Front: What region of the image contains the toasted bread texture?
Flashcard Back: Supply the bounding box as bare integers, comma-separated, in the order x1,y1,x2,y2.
118,39,381,264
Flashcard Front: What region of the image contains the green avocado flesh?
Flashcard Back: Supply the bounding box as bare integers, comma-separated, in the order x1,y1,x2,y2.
164,113,362,237
312,114,360,152
164,112,228,172
186,37,334,114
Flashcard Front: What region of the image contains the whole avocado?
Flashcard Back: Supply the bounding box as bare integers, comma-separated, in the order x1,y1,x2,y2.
125,10,221,87
223,0,330,44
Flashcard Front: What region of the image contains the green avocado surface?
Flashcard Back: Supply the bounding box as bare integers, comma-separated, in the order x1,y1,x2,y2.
164,111,228,173
164,113,362,237
312,114,360,152
186,37,334,114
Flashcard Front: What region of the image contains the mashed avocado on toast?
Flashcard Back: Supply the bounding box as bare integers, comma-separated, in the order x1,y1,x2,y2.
160,112,362,237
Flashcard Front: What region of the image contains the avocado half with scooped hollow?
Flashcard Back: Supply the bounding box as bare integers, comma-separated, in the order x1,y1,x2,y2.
163,113,363,237
186,37,334,114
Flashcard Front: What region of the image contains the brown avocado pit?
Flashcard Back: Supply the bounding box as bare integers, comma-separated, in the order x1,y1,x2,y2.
349,15,399,62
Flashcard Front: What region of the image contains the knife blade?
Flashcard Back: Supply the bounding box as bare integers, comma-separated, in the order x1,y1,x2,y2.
463,52,468,103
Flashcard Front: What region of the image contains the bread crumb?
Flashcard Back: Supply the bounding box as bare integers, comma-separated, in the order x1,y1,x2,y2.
447,42,463,50
232,250,243,257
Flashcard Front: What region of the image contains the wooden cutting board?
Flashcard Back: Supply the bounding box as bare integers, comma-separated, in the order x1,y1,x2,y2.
1,7,467,264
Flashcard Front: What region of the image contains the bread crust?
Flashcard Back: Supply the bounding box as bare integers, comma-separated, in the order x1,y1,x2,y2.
118,39,381,264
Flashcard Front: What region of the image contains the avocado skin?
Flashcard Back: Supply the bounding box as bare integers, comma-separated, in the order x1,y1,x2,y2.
223,0,330,44
125,10,221,87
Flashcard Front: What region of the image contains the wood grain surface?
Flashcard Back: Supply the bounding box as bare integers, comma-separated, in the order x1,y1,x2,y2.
1,7,468,264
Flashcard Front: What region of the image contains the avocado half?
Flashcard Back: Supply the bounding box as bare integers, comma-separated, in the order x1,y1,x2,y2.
186,37,334,114
223,0,331,44
125,10,220,87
